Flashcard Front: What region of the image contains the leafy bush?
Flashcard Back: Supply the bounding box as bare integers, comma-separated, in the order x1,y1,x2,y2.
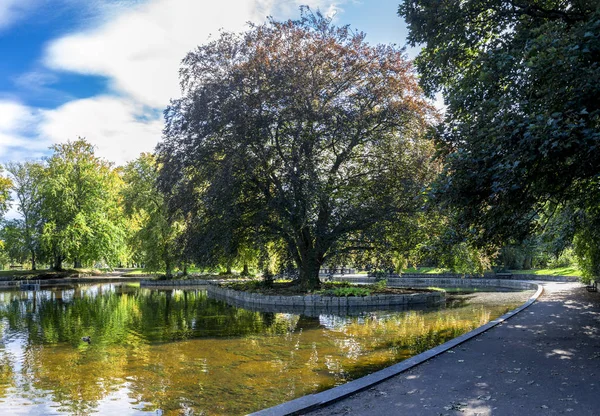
373,279,388,291
547,248,577,269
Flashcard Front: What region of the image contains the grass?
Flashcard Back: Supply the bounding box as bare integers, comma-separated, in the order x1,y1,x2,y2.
403,266,581,277
509,266,581,277
400,267,452,274
0,268,104,280
224,279,429,297
121,269,165,277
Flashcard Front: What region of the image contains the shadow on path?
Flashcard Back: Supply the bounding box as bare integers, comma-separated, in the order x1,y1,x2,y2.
305,282,600,416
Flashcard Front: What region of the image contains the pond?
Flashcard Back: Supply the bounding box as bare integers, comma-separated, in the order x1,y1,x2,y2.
0,283,533,415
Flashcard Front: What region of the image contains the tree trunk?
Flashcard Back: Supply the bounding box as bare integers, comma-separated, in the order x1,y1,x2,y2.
74,259,82,268
242,263,249,276
298,252,323,289
54,255,63,271
165,259,173,279
31,250,36,271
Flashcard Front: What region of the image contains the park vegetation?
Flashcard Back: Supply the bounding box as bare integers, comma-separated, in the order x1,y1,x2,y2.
0,4,598,285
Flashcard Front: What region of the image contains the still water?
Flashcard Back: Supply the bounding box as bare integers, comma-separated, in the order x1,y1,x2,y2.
0,283,530,415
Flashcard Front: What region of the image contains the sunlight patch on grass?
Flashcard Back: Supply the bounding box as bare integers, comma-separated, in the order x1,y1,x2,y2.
510,267,581,277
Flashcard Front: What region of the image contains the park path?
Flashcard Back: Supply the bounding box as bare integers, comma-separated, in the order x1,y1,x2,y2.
305,282,600,416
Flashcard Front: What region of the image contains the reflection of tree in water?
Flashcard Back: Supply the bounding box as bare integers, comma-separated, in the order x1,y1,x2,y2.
0,285,295,414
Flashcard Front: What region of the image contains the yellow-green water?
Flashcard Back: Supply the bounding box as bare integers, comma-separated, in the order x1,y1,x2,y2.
0,284,527,415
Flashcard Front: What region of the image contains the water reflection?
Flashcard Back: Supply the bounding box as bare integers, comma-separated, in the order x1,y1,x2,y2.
0,284,526,415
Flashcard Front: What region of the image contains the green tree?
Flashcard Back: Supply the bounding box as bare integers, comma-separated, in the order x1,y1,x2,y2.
40,139,126,270
157,10,435,288
0,165,11,218
400,0,600,269
122,153,181,276
5,161,44,269
0,220,28,265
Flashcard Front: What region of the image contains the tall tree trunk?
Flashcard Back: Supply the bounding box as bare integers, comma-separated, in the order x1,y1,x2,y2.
74,259,82,268
242,262,249,276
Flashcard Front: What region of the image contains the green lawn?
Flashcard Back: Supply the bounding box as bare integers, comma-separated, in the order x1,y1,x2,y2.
0,268,104,279
401,267,452,274
509,266,581,277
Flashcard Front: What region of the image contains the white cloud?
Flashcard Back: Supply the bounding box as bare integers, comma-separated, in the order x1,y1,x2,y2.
0,100,48,161
45,0,266,108
5,0,344,166
44,0,346,108
40,96,163,166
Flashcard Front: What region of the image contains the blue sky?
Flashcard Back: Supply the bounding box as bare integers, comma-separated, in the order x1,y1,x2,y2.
0,0,415,166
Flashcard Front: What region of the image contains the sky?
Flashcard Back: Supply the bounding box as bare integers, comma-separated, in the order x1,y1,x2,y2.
0,0,416,167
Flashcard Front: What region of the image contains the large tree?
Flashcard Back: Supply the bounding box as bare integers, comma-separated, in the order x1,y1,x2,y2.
399,1,600,259
157,10,435,288
41,139,126,270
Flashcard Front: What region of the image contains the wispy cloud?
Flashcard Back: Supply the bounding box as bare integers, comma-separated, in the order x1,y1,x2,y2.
0,0,37,31
0,100,48,161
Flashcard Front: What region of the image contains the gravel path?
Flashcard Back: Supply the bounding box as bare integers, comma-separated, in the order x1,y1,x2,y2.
304,282,600,416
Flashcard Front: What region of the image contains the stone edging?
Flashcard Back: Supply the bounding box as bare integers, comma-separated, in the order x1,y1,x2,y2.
249,278,543,416
206,285,444,311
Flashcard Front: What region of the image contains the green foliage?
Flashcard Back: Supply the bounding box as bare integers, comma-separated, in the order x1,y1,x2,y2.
5,161,44,269
121,153,182,276
400,1,600,273
0,220,28,264
157,9,435,288
573,206,600,283
40,139,126,269
373,279,388,291
0,166,11,218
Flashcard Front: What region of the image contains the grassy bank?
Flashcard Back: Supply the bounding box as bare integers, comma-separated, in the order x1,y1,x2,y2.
0,268,104,280
509,266,581,277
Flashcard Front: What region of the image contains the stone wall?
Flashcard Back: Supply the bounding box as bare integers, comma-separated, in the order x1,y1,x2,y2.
205,284,444,311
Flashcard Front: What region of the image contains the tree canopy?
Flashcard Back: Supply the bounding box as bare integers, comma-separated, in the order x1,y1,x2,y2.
5,161,44,269
157,10,436,287
122,153,181,276
399,1,600,270
40,139,126,270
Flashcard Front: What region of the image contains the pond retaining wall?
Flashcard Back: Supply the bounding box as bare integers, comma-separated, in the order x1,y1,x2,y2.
205,285,445,312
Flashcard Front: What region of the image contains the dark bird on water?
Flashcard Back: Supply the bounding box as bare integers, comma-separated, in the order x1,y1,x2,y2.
81,336,91,344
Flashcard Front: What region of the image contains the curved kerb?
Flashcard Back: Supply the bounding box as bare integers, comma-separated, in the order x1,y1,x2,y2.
248,279,544,416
